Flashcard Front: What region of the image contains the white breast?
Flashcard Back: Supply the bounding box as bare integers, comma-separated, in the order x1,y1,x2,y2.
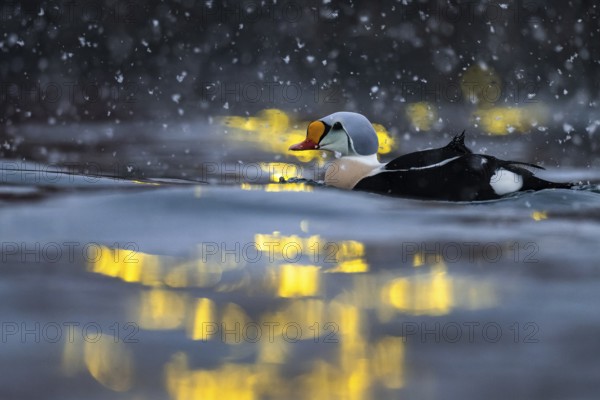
490,168,523,195
324,154,382,189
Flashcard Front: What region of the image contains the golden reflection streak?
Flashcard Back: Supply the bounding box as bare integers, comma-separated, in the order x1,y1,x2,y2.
131,180,161,186
138,289,188,330
165,290,409,399
260,162,302,183
84,336,134,392
88,246,162,286
381,261,497,316
240,182,313,192
89,246,226,290
372,336,405,389
189,298,217,341
256,319,290,365
325,258,369,273
532,210,548,221
382,262,453,316
278,264,321,298
165,353,259,400
254,232,364,263
220,303,251,345
88,234,500,399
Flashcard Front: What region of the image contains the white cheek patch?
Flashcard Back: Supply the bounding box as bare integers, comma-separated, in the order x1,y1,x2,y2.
490,168,523,195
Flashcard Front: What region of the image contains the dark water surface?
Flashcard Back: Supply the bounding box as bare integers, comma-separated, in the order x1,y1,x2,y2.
1,118,600,400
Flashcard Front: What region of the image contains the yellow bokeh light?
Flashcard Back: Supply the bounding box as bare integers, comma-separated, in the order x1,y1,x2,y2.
405,102,437,131
164,353,259,400
83,233,504,400
241,182,313,192
84,337,134,392
326,258,369,273
137,289,188,330
371,336,405,389
461,64,502,108
382,263,453,316
278,264,321,298
88,245,162,286
474,105,548,135
189,297,217,341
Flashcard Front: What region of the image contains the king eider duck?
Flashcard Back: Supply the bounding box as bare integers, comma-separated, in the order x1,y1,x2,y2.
289,112,573,201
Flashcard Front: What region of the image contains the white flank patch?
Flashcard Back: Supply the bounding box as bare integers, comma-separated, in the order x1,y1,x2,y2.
490,168,523,195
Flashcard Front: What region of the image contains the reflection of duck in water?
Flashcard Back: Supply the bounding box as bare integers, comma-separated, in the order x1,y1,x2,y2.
289,112,573,201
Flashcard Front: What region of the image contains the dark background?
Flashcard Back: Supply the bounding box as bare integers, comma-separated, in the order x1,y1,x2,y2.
1,0,597,124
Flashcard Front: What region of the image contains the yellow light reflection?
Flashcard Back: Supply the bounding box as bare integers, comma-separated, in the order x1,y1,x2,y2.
84,336,134,392
165,353,259,400
337,240,365,261
254,232,365,266
382,263,453,316
86,234,504,400
88,245,162,286
381,260,497,316
413,252,425,267
240,182,313,192
164,294,411,400
189,298,217,341
89,246,230,291
256,322,289,364
265,183,312,192
220,303,251,344
278,264,320,298
326,258,369,273
413,251,443,267
372,336,405,389
532,210,548,221
137,289,187,330
131,180,161,186
260,162,302,183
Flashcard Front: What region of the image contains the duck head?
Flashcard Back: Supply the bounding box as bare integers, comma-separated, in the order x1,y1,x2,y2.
289,112,379,157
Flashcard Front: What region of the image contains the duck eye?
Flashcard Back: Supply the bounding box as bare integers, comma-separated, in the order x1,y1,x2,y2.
333,122,342,129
